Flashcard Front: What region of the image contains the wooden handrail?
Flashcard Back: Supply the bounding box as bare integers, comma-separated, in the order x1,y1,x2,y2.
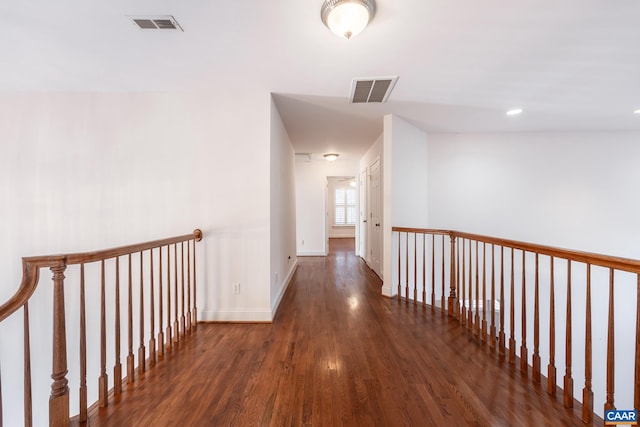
393,227,640,274
1,230,202,324
392,226,640,424
0,229,203,427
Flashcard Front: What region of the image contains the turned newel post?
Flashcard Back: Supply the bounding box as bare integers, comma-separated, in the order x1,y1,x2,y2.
49,263,69,427
448,234,457,316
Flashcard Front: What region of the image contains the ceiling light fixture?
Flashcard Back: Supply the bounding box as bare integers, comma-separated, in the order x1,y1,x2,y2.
634,109,640,115
506,108,523,116
324,153,340,162
321,0,376,40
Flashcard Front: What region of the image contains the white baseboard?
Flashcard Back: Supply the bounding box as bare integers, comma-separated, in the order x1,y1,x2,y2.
271,259,298,317
199,260,299,323
381,283,396,297
297,251,326,256
199,309,273,322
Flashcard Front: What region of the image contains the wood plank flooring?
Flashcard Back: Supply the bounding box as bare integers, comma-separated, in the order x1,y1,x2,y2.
89,238,600,426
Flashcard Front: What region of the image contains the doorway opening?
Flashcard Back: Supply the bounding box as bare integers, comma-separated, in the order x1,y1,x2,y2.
326,176,357,255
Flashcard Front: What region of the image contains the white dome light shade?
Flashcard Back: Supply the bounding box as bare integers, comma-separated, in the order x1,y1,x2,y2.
506,108,523,116
321,0,376,39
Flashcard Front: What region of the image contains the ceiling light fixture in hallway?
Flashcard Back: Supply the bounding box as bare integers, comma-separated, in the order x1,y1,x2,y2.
321,0,376,39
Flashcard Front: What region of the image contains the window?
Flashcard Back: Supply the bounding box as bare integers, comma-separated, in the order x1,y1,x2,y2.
335,187,356,226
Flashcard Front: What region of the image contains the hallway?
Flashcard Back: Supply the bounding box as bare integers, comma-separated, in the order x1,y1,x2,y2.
89,238,597,426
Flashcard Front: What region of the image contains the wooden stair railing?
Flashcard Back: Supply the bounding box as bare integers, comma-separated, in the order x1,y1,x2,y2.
393,227,640,424
0,229,203,426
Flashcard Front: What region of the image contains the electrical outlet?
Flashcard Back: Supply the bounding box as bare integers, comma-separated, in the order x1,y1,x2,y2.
233,283,240,295
301,240,305,245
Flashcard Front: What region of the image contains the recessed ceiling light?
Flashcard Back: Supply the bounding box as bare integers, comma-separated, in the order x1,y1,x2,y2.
634,109,640,114
506,108,523,116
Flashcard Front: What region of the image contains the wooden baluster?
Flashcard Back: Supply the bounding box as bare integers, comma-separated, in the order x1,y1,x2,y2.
187,240,193,332
149,248,156,366
520,251,528,375
490,244,496,350
181,242,186,336
564,260,574,408
99,260,108,407
114,257,122,395
548,256,556,396
457,237,461,319
441,236,445,315
127,254,134,383
397,232,401,299
461,239,466,326
158,247,164,358
167,245,173,349
468,240,473,329
582,263,593,423
449,234,457,317
79,265,88,420
474,241,480,336
49,263,69,426
422,234,426,307
604,268,615,413
635,274,640,412
509,248,516,364
174,243,179,343
533,253,541,383
192,238,198,330
431,234,435,308
405,233,409,302
499,246,506,358
23,303,32,427
481,242,487,343
412,233,417,303
139,252,146,373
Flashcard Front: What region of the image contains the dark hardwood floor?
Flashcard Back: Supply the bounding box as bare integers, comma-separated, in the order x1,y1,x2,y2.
89,238,599,426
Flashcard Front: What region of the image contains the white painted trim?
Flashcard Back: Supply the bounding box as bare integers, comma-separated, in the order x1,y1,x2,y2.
381,283,394,297
199,309,273,322
271,259,298,316
297,251,326,256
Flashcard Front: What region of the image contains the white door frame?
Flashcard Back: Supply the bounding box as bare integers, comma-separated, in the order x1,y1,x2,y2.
358,169,367,259
368,157,382,277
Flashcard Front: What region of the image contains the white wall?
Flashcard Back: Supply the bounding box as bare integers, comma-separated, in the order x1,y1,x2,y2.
269,97,298,317
427,131,640,417
0,90,272,426
383,115,429,296
428,131,640,257
294,158,359,256
359,134,383,177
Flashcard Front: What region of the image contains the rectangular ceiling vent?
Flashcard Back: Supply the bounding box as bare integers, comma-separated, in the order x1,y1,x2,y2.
129,15,183,31
295,153,312,162
349,76,398,103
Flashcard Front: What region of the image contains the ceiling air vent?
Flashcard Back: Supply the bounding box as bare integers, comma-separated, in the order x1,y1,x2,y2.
295,153,312,163
349,76,398,103
129,15,183,31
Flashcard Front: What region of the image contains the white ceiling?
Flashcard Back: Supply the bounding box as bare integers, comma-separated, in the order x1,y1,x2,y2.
3,0,640,158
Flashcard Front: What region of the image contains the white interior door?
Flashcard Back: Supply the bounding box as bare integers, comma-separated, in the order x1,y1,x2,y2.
359,169,367,259
369,159,382,277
